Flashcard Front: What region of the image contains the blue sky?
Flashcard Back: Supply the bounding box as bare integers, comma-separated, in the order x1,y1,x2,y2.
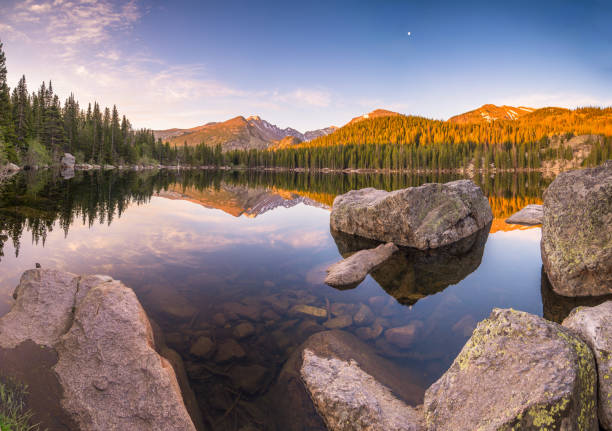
0,0,610,131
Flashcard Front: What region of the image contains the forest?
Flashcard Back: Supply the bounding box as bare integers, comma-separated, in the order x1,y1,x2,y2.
1,39,610,171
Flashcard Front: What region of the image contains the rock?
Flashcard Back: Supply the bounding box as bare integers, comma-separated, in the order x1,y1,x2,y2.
384,321,424,348
0,269,197,431
215,339,246,363
424,308,597,431
330,302,358,317
3,162,20,172
289,304,327,319
505,204,543,225
229,364,268,394
355,322,384,340
223,302,261,320
103,164,116,170
540,267,612,323
190,336,215,358
233,321,255,339
269,330,425,431
212,312,226,326
353,303,375,326
331,225,489,305
60,153,75,168
541,161,612,296
325,243,398,287
0,269,80,348
61,167,75,179
323,315,353,329
301,349,424,430
330,180,492,249
563,301,612,430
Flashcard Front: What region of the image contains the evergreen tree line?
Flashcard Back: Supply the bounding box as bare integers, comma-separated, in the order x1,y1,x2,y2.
0,41,168,166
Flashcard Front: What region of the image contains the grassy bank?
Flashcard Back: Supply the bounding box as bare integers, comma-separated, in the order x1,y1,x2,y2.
0,377,39,431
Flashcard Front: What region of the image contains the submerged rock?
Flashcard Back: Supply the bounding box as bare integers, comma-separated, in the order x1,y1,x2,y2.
190,336,215,358
505,204,543,225
325,242,398,288
541,161,612,296
384,321,424,348
331,224,489,305
289,304,328,319
563,302,612,430
329,180,492,250
269,330,425,431
323,315,353,329
0,269,197,431
423,308,597,431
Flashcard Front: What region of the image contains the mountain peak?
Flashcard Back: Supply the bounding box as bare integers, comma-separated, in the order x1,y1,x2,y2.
347,109,402,125
247,115,262,121
448,104,535,124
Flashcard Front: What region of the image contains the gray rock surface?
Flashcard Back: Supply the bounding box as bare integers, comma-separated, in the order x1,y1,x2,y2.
424,308,597,431
301,349,424,431
325,242,398,287
269,330,425,431
60,153,75,168
563,301,612,430
330,180,492,249
0,269,197,431
541,161,612,296
505,204,543,225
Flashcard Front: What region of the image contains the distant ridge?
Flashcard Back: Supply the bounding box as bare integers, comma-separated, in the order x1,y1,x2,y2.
347,109,402,125
154,116,336,151
448,104,537,124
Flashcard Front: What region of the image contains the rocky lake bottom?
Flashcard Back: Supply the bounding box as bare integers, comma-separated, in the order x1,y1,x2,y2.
1,169,608,430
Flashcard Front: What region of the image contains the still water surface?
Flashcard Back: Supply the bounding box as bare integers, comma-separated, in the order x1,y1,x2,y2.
0,169,591,430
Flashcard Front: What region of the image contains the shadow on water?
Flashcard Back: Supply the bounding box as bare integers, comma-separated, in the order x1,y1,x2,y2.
540,267,612,324
329,224,490,305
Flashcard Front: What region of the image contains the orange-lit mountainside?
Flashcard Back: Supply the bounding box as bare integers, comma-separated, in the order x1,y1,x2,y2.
156,181,541,233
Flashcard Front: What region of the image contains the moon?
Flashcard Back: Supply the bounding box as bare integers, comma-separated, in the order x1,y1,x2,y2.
407,31,411,36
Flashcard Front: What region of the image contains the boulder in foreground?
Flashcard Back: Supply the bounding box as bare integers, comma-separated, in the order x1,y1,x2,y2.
541,161,612,296
325,242,398,287
0,269,196,431
270,329,425,431
505,204,543,225
330,180,492,249
424,308,597,431
563,301,612,430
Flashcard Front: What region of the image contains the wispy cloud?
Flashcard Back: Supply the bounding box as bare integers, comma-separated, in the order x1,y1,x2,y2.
0,0,336,130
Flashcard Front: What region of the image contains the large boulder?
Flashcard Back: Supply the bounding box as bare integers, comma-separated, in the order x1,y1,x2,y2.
60,153,76,168
541,161,612,296
330,180,492,249
563,301,612,430
0,269,197,431
325,242,398,288
269,330,425,431
505,204,543,225
423,308,597,431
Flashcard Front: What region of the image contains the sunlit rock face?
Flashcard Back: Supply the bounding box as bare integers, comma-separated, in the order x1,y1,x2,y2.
424,308,598,431
0,269,197,431
563,302,612,431
330,180,492,250
541,161,612,296
325,242,398,288
330,224,489,305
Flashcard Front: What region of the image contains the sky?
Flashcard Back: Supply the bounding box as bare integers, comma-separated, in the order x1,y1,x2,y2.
0,0,611,131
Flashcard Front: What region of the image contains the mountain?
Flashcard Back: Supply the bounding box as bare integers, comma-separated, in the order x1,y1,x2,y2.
347,109,402,125
155,183,328,218
448,104,536,124
155,116,336,151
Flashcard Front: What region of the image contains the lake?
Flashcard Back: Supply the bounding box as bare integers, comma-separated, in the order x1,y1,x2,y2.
0,168,596,430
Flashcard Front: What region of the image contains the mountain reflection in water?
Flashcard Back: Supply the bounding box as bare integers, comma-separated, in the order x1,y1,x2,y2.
0,168,553,430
